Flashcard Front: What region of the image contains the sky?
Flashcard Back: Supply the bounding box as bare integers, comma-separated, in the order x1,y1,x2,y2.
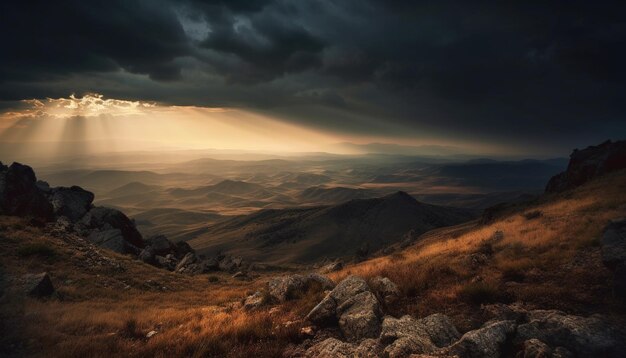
1,1,625,158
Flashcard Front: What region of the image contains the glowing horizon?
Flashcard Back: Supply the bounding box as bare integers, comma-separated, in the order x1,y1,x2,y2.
0,93,511,161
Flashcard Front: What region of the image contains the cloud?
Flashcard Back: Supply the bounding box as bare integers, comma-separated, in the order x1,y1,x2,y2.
0,0,625,155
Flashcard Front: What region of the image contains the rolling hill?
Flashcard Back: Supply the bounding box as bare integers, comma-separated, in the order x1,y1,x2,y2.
188,191,476,264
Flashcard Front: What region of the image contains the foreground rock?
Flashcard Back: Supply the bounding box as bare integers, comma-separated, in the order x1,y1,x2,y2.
546,140,626,193
304,337,382,358
20,272,55,297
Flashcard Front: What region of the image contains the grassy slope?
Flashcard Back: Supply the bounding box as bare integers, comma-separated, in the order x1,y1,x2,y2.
0,170,624,357
329,169,626,331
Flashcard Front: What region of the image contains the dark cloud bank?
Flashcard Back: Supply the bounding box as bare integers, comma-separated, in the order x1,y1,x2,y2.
1,0,625,155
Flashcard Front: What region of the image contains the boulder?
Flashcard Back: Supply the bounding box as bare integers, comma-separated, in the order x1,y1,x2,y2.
447,320,517,358
320,261,344,274
203,257,220,271
337,291,382,341
139,247,156,265
175,252,197,273
21,272,55,297
87,229,139,254
329,275,370,305
48,186,94,221
268,274,334,302
514,310,619,357
370,276,401,307
0,162,53,219
304,338,382,358
243,291,266,311
145,235,174,256
516,339,552,358
80,207,144,248
546,140,626,193
418,313,461,348
155,255,177,271
380,315,436,355
384,336,436,358
173,241,194,259
268,275,307,302
305,294,338,326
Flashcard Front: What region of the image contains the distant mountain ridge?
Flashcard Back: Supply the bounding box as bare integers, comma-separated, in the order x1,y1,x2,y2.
189,191,476,264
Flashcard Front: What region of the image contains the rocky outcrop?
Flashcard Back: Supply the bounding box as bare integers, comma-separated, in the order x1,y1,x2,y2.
78,207,143,249
0,162,53,219
48,186,94,221
546,140,626,193
301,294,623,358
87,228,139,255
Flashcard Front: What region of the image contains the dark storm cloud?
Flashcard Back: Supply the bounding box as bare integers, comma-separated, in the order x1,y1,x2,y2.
1,0,625,154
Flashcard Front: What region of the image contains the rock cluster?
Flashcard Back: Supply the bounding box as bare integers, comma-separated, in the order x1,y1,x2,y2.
545,140,626,193
300,276,623,358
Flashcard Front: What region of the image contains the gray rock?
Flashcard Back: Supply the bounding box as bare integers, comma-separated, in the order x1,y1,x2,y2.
48,186,94,222
379,314,440,357
268,275,308,302
139,247,156,264
329,275,370,305
384,335,435,358
21,272,54,297
145,235,174,256
516,339,552,358
87,229,138,254
418,313,461,348
175,252,197,273
80,207,144,248
370,276,401,307
305,294,338,326
268,273,334,302
515,310,619,357
337,291,382,341
243,291,266,311
155,255,176,271
319,261,344,273
304,338,382,358
447,320,517,358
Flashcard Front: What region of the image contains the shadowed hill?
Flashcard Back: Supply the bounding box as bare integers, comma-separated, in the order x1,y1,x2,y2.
189,191,476,264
